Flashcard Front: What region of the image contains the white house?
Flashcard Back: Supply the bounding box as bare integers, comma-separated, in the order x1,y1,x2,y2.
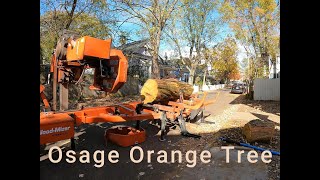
268,55,280,79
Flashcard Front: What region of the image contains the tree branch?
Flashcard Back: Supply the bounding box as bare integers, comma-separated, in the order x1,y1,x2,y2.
65,0,77,29
164,29,191,71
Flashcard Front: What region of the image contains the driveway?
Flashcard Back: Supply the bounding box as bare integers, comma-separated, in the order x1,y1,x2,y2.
40,88,278,180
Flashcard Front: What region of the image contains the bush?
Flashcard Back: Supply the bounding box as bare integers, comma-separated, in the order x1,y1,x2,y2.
195,76,202,86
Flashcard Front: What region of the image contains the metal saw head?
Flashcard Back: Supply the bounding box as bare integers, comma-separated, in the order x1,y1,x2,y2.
51,30,128,93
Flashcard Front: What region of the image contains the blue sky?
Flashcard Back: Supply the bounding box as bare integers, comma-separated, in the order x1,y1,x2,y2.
41,0,245,62
115,8,234,59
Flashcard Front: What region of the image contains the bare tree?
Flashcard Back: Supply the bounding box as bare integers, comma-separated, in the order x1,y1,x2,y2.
165,0,220,84
112,0,179,79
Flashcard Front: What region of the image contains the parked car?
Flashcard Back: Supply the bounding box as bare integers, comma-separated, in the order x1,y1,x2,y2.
231,82,247,94
225,80,236,89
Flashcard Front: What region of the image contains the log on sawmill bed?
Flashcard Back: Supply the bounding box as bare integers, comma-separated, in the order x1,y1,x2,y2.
140,78,194,104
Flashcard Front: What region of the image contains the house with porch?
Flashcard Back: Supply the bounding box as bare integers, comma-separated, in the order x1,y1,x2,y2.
118,39,190,83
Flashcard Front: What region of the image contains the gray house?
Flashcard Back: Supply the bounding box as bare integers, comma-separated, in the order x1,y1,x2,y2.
118,39,190,82
117,39,152,81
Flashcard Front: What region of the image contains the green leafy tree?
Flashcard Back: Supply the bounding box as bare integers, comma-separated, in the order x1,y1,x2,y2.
211,37,239,83
219,0,279,78
165,0,220,85
219,0,279,99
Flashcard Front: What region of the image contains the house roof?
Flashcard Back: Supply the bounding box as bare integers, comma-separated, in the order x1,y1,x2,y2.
117,39,153,62
117,39,150,53
117,39,190,73
127,52,152,61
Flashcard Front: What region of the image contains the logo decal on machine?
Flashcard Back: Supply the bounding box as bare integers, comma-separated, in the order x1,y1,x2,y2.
40,127,71,135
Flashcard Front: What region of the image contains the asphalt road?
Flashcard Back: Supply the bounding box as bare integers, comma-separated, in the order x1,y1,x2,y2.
201,88,239,117
40,89,257,180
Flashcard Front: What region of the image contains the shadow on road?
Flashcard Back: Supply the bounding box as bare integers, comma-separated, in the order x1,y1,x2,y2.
40,118,276,180
229,94,280,116
40,90,279,180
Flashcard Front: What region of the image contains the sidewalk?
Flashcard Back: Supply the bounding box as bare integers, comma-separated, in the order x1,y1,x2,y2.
193,84,225,94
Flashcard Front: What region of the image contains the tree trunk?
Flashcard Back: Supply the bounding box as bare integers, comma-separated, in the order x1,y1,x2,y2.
202,69,207,89
65,0,78,29
273,57,277,78
246,79,254,100
151,30,161,79
141,78,194,104
188,67,196,85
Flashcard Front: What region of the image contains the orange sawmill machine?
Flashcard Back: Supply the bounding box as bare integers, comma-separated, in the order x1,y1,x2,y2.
40,31,217,149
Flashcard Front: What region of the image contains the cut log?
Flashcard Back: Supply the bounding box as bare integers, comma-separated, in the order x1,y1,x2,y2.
140,78,194,104
242,119,275,143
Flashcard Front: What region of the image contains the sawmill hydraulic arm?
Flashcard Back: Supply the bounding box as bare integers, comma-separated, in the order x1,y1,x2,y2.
40,32,130,145
50,31,128,111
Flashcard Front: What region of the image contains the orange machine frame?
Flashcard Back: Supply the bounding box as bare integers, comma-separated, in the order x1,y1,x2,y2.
66,36,112,61
41,34,218,146
50,36,128,111
40,85,50,110
40,83,218,145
